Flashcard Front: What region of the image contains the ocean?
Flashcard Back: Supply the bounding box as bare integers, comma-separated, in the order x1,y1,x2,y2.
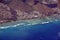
0,20,60,40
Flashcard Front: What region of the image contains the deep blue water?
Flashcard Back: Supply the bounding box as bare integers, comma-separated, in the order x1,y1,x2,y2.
0,21,60,40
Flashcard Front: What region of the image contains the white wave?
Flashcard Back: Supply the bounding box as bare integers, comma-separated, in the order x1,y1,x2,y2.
0,22,49,29
41,21,50,24
0,23,36,29
0,19,59,29
0,23,25,29
0,26,10,29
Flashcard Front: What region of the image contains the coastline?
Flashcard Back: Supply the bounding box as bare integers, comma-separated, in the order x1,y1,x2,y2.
0,17,60,29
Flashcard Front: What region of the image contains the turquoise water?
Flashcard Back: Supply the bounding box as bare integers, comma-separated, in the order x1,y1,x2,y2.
0,19,60,40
